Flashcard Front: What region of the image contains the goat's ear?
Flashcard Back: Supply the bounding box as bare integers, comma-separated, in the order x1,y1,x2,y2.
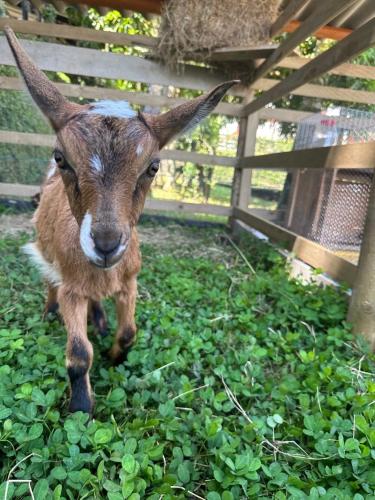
4,27,81,131
144,80,239,148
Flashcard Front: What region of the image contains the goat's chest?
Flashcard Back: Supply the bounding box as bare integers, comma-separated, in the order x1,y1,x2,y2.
59,247,141,301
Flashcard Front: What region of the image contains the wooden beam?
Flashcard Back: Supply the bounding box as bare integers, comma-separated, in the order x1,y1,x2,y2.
259,107,313,122
0,18,157,48
5,69,368,118
251,77,375,107
231,112,259,211
160,149,236,168
0,21,375,84
0,130,55,147
284,19,353,40
210,45,278,62
238,143,375,170
243,17,375,116
0,76,242,117
0,181,231,216
144,199,231,216
348,173,375,349
280,56,375,81
64,0,163,14
251,0,357,83
0,182,40,197
0,38,246,96
271,0,310,37
0,75,315,122
234,207,357,285
0,130,237,167
3,72,371,122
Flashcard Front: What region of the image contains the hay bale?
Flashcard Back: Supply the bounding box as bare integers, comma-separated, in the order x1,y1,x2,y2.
155,0,282,82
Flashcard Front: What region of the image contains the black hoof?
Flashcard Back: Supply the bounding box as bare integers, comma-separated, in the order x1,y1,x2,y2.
109,347,132,366
68,392,93,415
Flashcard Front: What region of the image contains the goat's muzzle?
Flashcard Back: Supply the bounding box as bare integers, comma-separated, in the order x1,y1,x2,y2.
79,212,130,269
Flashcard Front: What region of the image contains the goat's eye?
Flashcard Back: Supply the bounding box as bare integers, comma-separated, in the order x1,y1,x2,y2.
54,150,66,169
147,159,160,177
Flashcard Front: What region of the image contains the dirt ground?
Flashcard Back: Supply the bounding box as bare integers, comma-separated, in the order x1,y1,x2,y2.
0,212,229,261
0,213,34,236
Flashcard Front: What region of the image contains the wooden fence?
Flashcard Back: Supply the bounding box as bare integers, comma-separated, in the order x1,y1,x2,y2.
0,17,375,302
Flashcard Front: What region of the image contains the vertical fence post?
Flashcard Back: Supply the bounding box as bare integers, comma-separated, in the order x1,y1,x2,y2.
348,172,375,350
230,111,259,228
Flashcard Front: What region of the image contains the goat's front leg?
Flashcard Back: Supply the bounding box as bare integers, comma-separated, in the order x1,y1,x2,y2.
109,276,137,365
58,287,94,414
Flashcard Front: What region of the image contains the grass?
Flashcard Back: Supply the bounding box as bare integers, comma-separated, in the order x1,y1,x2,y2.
0,220,374,499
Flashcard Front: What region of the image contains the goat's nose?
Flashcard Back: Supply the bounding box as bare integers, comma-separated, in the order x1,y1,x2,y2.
93,231,122,256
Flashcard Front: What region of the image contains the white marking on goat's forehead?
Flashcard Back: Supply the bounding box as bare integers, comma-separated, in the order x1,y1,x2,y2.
89,100,136,119
136,144,143,156
90,154,103,173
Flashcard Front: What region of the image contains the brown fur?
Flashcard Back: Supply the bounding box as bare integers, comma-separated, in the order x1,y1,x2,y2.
4,26,238,414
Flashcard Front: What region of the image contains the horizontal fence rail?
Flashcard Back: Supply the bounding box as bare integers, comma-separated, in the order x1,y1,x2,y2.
0,37,247,96
0,76,242,118
2,132,374,171
0,182,232,216
234,207,357,285
0,18,157,48
279,56,375,81
2,20,374,81
255,78,375,107
238,143,375,170
0,130,237,167
0,76,316,122
1,36,375,109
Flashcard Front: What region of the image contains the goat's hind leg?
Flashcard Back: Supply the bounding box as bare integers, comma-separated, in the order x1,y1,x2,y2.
58,287,94,414
109,276,137,365
89,299,108,337
43,284,59,318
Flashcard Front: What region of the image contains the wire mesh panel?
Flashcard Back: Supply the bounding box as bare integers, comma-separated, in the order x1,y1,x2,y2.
286,108,375,256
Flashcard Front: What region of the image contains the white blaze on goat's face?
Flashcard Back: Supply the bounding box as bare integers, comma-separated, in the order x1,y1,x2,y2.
79,212,101,266
79,211,129,269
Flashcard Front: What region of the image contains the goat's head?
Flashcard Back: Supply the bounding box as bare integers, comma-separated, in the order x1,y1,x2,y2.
5,27,238,269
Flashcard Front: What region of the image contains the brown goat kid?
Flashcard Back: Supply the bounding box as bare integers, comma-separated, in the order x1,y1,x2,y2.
5,27,238,414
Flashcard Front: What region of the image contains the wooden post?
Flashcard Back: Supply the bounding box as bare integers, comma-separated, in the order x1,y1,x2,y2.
230,111,259,226
348,172,375,350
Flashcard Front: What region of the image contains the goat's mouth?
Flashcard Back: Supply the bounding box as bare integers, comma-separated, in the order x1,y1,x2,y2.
79,213,131,270
80,234,129,270
87,241,129,270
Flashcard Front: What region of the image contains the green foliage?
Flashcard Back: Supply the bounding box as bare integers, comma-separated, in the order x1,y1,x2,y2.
0,221,374,499
0,0,7,17
0,66,52,185
40,4,58,24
